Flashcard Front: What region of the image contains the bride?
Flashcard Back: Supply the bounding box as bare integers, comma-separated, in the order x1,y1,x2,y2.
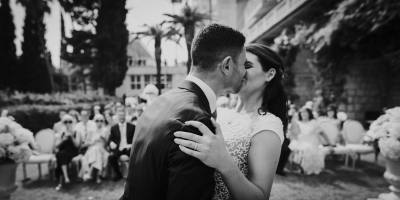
174,43,288,200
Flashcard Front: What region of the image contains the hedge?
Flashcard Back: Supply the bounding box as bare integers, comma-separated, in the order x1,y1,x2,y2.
5,104,92,134
0,91,119,106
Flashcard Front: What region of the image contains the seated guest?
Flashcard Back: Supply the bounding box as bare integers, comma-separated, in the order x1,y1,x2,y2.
75,109,97,151
326,105,341,128
94,105,101,115
55,114,80,190
125,105,136,123
289,108,329,175
288,104,297,122
104,109,114,128
53,110,67,133
108,107,135,181
80,114,110,183
131,105,144,125
68,109,81,123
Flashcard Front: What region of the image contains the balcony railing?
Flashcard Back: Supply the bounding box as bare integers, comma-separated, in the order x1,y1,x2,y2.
243,0,309,42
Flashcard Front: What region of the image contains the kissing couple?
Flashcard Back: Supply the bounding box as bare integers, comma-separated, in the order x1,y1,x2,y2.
121,23,288,200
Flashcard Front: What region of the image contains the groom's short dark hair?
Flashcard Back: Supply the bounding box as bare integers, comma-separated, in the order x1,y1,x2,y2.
191,23,245,72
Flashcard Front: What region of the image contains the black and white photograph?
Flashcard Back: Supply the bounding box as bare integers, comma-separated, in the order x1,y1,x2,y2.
0,0,400,199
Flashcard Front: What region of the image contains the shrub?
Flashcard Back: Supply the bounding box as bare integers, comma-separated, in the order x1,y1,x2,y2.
0,91,119,106
5,104,92,134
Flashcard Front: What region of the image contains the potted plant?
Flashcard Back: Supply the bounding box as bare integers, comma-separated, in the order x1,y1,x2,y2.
0,117,34,200
367,107,400,200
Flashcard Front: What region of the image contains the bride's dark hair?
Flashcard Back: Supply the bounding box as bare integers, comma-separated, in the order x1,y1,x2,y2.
245,43,288,132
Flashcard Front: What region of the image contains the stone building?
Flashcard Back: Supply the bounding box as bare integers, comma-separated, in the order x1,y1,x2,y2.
219,0,400,123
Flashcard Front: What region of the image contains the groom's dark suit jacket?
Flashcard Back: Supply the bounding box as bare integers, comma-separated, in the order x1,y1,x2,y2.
121,80,216,200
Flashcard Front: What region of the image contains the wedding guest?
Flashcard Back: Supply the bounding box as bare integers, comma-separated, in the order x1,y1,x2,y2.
276,136,291,176
94,105,101,115
288,104,297,122
125,105,136,123
326,105,341,128
53,110,67,133
74,109,97,149
80,114,110,183
104,109,114,128
108,107,135,181
55,114,80,190
289,108,329,175
130,104,140,125
68,109,81,123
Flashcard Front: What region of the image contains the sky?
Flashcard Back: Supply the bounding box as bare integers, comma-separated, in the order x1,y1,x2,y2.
10,0,188,68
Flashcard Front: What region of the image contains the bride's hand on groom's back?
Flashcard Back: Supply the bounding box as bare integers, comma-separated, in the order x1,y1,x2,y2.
174,118,234,171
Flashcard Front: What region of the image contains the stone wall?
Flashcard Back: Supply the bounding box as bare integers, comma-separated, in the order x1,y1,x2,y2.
341,59,388,121
290,50,398,123
291,50,317,106
386,67,400,108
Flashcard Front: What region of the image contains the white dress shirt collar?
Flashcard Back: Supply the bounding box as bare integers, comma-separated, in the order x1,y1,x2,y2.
186,75,217,113
118,122,126,127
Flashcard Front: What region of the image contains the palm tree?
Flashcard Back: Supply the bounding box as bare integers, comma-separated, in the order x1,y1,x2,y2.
164,3,210,73
133,23,181,95
17,0,55,92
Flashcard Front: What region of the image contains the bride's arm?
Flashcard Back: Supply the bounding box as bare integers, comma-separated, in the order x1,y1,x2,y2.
219,131,281,200
174,118,281,200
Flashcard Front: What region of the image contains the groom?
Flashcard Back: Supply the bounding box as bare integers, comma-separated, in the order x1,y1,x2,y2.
120,23,247,200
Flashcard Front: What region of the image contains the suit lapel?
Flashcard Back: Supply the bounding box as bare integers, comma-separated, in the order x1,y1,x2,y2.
178,80,212,115
115,125,121,141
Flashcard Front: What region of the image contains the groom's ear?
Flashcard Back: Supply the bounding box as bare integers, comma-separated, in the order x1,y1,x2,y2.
220,56,233,75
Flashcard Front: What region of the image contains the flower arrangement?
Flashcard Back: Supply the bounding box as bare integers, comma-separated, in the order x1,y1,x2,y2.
367,107,400,160
0,117,34,164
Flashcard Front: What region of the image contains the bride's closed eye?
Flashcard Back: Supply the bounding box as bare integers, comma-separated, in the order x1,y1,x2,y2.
244,61,253,69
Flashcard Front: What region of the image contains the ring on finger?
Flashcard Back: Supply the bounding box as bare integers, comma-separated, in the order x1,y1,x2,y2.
194,142,198,151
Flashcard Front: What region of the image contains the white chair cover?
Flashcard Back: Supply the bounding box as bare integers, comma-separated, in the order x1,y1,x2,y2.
342,120,365,144
319,122,340,145
35,129,56,154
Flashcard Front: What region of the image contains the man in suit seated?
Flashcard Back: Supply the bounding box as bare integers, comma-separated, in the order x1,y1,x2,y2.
108,107,135,181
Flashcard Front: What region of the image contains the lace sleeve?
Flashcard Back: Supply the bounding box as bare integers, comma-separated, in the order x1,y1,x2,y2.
251,114,284,145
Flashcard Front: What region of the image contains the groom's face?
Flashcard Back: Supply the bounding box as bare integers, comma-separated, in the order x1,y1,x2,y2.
227,48,247,94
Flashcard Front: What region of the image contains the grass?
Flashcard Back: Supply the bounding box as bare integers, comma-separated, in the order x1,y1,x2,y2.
10,154,390,200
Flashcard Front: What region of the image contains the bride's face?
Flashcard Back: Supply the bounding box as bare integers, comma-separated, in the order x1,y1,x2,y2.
238,52,268,96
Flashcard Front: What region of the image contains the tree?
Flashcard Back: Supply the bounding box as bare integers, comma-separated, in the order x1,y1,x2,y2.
164,3,210,73
18,0,54,93
275,0,400,106
62,30,96,94
0,0,19,91
58,0,99,93
92,0,129,95
133,23,180,95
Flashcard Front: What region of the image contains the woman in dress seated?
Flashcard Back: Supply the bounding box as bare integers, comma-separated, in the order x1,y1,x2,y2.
289,108,330,175
80,114,110,183
55,114,80,190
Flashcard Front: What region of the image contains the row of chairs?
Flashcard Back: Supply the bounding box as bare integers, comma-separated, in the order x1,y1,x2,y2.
22,129,129,181
319,120,376,168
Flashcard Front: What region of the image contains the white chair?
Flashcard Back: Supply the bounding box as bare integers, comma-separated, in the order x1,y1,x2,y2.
22,129,56,180
319,122,340,145
342,120,375,168
318,122,353,166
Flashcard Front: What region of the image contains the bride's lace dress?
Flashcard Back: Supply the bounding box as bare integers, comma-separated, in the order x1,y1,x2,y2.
213,108,284,200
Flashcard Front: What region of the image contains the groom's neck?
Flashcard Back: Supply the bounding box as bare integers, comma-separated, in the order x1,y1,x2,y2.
189,72,223,97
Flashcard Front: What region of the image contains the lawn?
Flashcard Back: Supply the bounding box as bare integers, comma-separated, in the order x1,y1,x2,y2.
10,154,390,200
